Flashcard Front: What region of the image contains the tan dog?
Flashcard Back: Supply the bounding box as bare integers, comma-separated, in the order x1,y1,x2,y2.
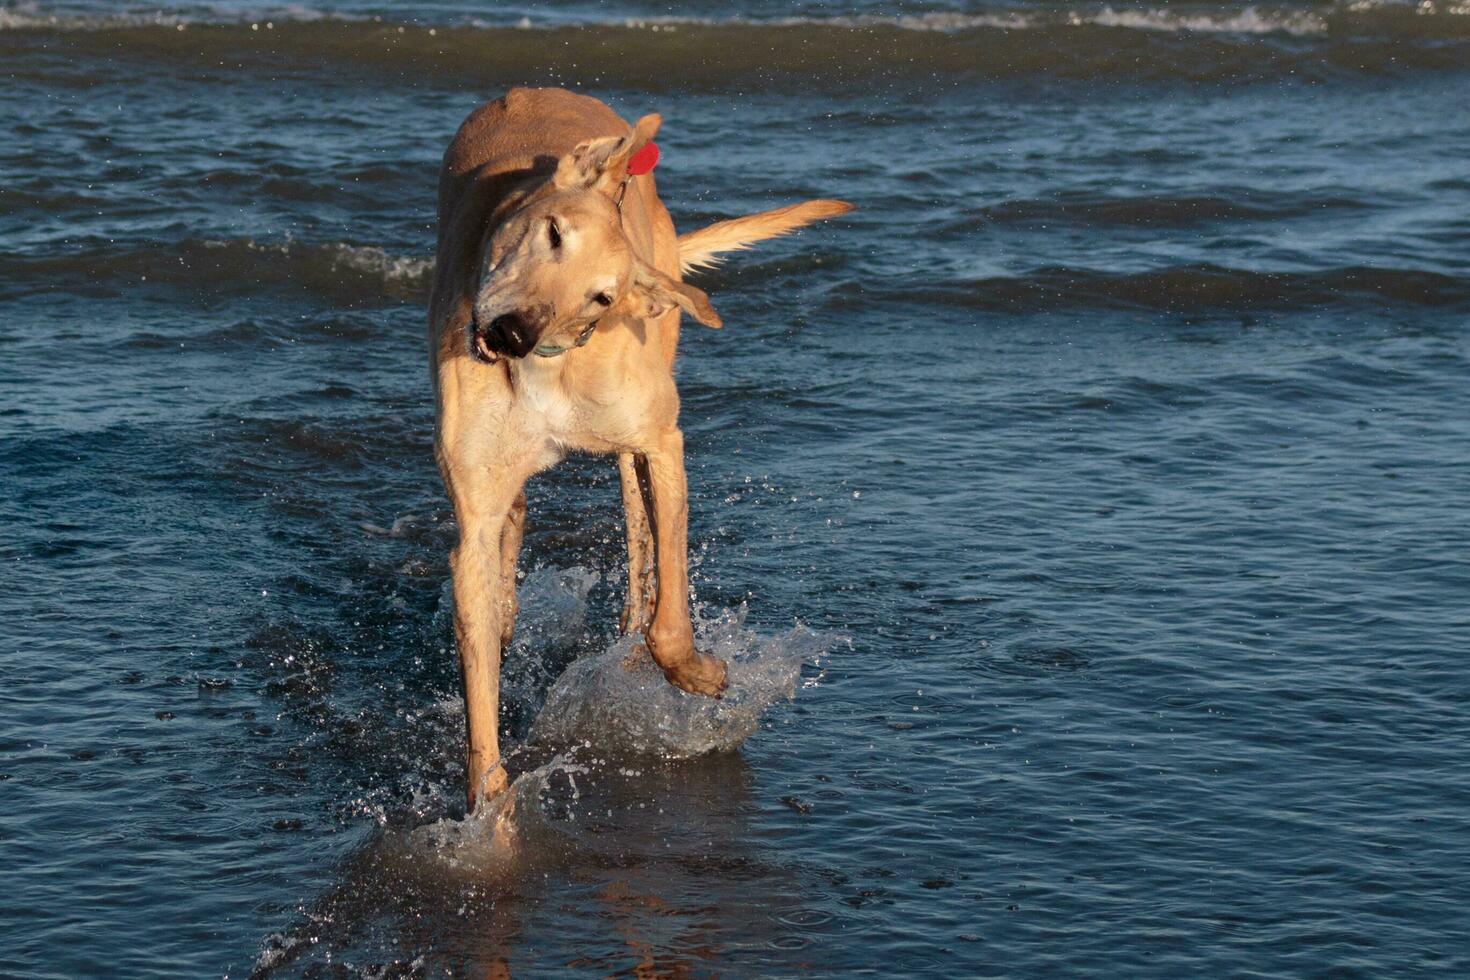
429,87,852,809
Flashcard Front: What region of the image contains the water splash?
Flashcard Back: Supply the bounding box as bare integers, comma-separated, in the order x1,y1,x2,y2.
368,571,834,874
529,606,833,757
501,566,600,723
396,756,579,875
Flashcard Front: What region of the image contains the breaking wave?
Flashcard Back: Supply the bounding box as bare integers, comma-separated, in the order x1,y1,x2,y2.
0,236,431,303
4,2,1469,87
6,2,1470,36
14,236,1468,316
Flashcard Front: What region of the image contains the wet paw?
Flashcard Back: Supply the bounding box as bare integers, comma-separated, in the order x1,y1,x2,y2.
661,650,729,698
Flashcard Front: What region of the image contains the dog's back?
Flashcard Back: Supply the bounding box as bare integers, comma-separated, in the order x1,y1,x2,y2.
437,87,625,230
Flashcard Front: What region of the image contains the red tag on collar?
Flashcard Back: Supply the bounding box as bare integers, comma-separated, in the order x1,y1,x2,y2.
626,141,660,176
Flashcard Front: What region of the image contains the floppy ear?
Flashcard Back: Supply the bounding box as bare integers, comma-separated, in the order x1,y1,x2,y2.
553,113,663,194
631,261,722,328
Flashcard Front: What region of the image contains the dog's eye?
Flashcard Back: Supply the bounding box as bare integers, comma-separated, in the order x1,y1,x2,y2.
547,218,562,249
593,292,613,307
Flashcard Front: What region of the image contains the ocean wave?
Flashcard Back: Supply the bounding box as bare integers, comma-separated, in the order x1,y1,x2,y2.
957,190,1377,229
5,2,1469,37
0,236,431,303
3,3,1468,88
839,264,1470,313
9,238,1467,316
0,1,339,30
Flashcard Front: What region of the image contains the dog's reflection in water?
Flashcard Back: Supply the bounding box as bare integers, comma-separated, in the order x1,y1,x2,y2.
253,753,796,977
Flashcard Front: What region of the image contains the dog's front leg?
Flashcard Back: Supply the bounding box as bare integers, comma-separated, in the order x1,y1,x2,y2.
444,469,524,810
641,428,728,697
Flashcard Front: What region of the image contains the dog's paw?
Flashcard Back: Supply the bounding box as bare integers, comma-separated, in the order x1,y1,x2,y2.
661,650,729,699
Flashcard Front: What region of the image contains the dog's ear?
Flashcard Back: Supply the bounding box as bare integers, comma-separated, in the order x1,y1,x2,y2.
554,113,662,194
631,260,721,328
554,135,626,191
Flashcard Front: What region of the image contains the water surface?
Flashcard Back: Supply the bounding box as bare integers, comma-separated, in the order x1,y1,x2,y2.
3,1,1469,976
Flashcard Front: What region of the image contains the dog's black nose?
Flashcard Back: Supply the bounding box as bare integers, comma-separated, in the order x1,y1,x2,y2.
487,313,536,358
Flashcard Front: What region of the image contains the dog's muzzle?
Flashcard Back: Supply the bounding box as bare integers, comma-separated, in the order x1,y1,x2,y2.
471,312,537,362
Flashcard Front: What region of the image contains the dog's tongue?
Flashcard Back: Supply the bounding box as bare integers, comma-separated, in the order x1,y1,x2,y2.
626,141,659,176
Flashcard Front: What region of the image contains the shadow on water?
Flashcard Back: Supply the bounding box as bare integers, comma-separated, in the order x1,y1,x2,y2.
252,752,795,977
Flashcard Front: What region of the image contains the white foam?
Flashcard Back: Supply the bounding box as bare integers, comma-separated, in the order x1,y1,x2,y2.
0,1,350,30
317,241,432,285
610,11,1037,33
194,236,431,289
0,3,1388,37
1086,5,1326,36
358,511,426,538
547,9,1330,35
227,238,430,285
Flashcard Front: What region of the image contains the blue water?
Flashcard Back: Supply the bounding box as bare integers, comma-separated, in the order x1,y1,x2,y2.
3,2,1469,976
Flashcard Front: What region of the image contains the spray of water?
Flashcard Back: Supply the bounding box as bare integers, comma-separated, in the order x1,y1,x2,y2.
414,568,836,866
530,606,829,757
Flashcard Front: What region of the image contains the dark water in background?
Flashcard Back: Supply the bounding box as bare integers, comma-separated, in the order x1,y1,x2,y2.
4,0,1470,975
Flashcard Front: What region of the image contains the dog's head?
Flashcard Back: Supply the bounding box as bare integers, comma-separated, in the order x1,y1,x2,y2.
470,113,720,362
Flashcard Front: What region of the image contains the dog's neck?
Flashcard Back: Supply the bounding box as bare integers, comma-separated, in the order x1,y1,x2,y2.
507,350,561,379
506,350,569,406
506,351,580,449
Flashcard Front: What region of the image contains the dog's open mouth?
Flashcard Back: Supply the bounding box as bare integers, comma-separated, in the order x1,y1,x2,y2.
471,331,501,364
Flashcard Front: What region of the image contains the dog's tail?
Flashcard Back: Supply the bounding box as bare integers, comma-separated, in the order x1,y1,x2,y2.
677,200,854,275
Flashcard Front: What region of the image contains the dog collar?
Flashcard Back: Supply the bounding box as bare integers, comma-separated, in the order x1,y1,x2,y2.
533,318,599,358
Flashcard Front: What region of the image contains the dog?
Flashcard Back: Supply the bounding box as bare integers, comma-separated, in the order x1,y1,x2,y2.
429,87,852,809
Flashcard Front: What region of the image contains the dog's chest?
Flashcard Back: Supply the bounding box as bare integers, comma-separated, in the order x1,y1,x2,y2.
511,365,584,461
515,365,575,429
509,359,645,460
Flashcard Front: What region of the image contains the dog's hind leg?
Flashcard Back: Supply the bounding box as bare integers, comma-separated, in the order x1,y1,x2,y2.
618,453,655,636
499,491,527,647
641,428,728,697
